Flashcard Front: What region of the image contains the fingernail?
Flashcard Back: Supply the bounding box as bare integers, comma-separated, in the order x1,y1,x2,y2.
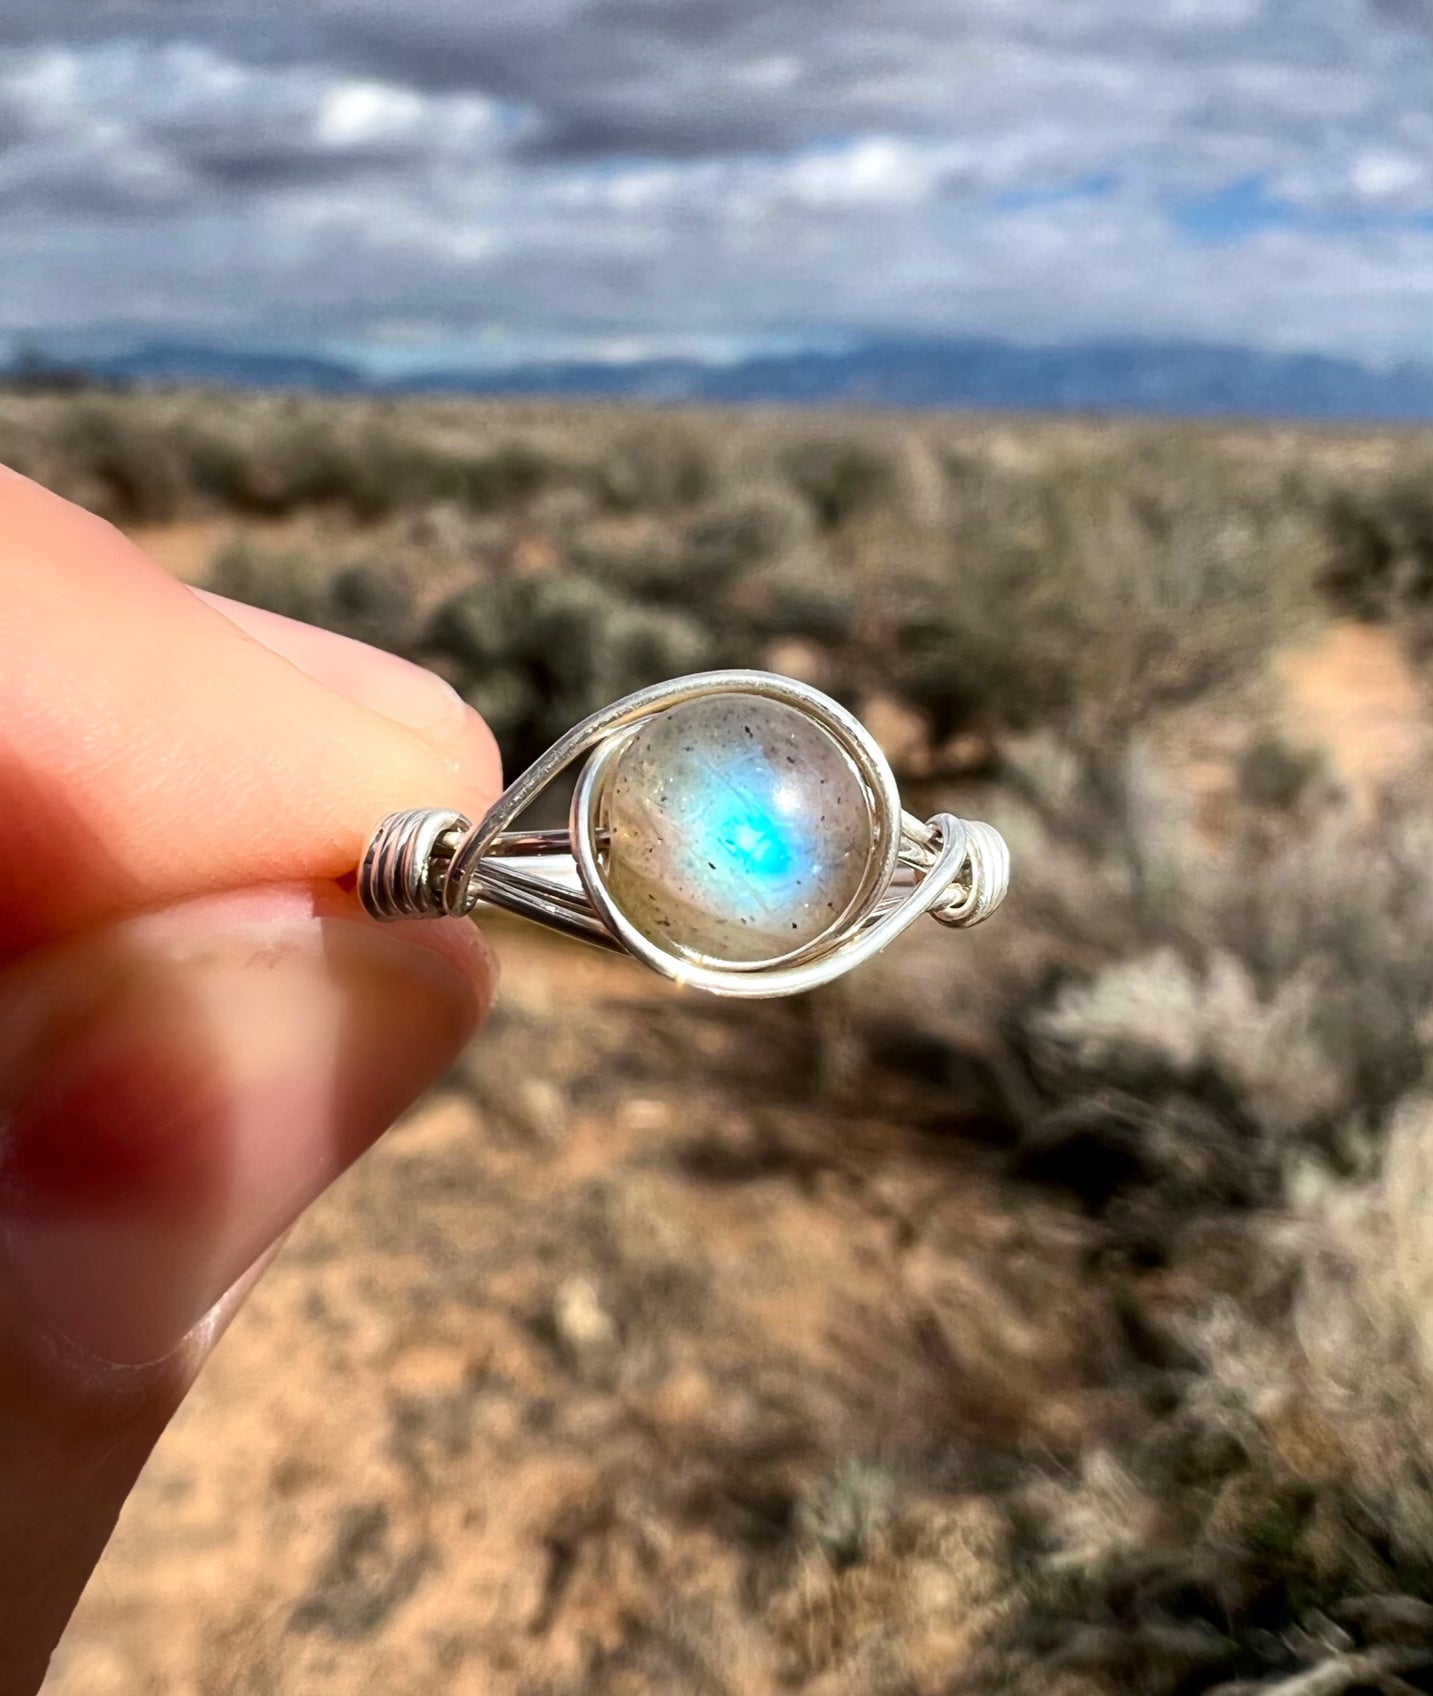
0,893,492,1367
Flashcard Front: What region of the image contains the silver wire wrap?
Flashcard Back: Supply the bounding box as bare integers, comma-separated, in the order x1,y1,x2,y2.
359,671,1010,998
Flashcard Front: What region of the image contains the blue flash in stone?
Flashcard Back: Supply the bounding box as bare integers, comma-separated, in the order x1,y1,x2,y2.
717,808,796,878
601,694,873,964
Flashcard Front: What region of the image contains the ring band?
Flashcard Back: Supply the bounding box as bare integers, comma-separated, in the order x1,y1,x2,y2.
358,671,1009,998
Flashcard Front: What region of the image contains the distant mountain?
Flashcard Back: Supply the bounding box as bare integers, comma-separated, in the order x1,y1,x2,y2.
22,340,368,393
113,343,367,391
401,338,1433,421
18,335,1433,422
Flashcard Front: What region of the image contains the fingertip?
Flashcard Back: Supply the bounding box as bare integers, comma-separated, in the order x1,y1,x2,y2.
194,588,504,818
441,697,505,820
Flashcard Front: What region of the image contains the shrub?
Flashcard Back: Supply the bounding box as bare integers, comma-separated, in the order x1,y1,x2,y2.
1236,734,1325,812
781,434,898,529
881,446,1325,740
680,485,812,588
728,550,857,647
568,516,687,601
205,540,328,625
1320,476,1433,657
207,541,420,653
49,396,185,523
425,574,714,765
594,425,713,512
188,415,393,517
839,738,1433,1692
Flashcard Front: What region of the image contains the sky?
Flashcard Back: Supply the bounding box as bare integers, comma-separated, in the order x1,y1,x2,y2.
1,0,1432,372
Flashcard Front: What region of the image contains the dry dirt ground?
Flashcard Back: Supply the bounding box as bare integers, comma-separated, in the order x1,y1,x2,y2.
40,548,1433,1694
1277,623,1433,804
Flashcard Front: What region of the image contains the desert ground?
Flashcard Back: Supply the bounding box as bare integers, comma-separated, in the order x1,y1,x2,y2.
7,386,1433,1695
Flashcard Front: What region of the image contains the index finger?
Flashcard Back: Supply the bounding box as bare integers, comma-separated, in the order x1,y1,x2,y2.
0,468,501,958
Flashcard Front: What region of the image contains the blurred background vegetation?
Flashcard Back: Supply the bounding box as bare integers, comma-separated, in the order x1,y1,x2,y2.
11,385,1433,754
14,384,1433,1696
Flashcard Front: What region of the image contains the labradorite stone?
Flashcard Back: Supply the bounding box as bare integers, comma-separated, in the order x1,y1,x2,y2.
600,695,873,964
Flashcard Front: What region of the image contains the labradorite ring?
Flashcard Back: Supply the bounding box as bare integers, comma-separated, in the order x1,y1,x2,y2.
358,671,1009,998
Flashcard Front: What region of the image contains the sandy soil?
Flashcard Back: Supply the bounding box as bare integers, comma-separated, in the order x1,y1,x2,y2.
1277,621,1433,807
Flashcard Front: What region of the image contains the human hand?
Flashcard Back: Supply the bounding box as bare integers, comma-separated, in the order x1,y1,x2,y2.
0,467,501,1693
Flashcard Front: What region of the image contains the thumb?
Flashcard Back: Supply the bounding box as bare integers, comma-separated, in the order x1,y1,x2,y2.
0,468,506,1689
0,886,495,1694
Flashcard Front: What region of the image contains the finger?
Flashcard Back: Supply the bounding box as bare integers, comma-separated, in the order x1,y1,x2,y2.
0,882,496,1692
192,589,499,782
0,468,501,958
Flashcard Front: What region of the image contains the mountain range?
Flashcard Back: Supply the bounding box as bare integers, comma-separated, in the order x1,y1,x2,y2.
13,335,1433,422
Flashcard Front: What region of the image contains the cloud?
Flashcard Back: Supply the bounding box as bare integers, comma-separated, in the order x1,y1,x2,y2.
0,1,1431,363
0,40,505,206
1369,0,1433,27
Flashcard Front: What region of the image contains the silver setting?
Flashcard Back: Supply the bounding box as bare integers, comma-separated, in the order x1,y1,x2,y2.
359,670,1010,998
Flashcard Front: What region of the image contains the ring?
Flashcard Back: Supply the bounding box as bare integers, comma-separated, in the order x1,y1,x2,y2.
357,671,1010,998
